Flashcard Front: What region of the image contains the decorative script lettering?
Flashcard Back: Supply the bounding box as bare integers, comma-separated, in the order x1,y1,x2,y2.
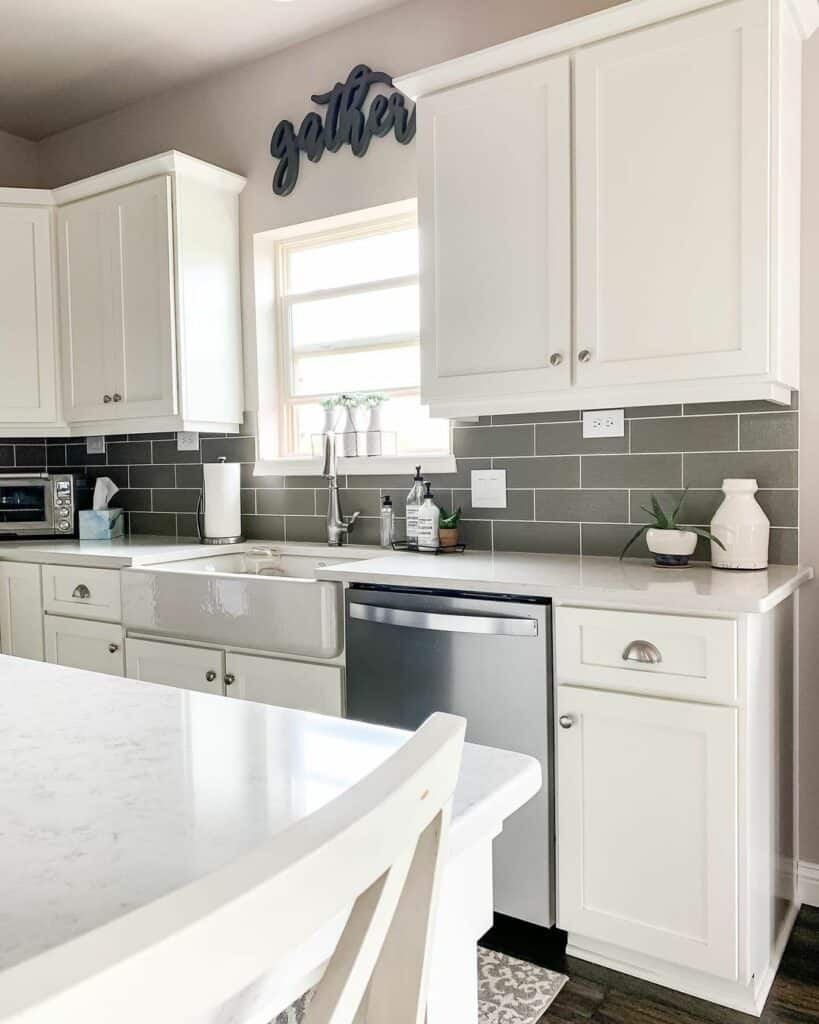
269,64,416,196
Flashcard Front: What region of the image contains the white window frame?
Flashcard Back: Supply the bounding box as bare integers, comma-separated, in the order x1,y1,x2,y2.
253,199,455,477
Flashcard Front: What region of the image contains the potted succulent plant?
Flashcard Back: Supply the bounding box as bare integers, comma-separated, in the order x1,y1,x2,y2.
438,506,462,549
620,490,725,567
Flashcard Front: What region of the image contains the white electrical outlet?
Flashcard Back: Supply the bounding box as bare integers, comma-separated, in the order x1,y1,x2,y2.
582,409,625,438
471,469,507,509
86,436,105,455
177,431,200,452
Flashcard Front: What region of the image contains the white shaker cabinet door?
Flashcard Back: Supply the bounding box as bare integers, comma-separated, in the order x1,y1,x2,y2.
574,0,769,388
225,652,343,716
59,175,177,423
0,206,59,425
44,615,124,676
0,562,44,662
418,55,571,411
125,637,224,696
556,686,739,980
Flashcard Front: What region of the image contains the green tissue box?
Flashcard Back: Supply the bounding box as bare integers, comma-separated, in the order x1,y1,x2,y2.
79,509,125,540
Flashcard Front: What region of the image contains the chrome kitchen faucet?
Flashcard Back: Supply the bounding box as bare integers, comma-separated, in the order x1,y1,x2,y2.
322,432,360,546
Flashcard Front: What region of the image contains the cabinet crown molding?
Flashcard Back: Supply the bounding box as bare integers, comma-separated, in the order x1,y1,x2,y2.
396,0,818,99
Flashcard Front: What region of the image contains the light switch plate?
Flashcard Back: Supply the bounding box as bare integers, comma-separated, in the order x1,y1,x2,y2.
86,436,105,455
177,431,200,452
471,469,507,509
582,409,625,438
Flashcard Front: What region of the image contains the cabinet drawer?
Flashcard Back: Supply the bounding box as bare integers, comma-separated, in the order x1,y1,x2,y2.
555,607,737,703
42,565,121,622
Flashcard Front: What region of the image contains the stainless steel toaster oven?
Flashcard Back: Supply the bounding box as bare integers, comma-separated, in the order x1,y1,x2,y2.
0,473,82,538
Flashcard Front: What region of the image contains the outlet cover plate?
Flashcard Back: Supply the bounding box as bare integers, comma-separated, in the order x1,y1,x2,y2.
177,431,200,452
471,469,507,509
583,409,625,438
86,436,105,455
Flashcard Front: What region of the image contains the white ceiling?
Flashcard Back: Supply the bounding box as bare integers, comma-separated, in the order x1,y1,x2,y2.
1,0,408,140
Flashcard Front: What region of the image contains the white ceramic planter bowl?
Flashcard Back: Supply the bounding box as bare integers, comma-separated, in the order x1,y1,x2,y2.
646,527,697,567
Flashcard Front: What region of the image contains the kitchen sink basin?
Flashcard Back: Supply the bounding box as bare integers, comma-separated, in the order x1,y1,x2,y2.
120,545,368,659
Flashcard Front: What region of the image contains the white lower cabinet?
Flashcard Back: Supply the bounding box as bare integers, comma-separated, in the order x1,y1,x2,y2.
0,562,44,661
125,637,224,696
225,652,343,716
44,615,124,676
556,685,738,979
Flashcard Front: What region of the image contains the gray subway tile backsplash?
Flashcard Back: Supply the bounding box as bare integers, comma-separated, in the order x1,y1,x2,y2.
1,397,799,563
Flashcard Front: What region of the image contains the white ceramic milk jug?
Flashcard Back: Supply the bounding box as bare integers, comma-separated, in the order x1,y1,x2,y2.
710,478,770,570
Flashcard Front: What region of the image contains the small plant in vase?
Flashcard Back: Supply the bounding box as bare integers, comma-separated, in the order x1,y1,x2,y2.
359,393,387,456
336,394,361,456
320,396,340,436
620,489,725,567
438,506,462,550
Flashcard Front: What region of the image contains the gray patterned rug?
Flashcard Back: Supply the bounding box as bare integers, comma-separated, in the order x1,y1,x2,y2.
273,947,567,1024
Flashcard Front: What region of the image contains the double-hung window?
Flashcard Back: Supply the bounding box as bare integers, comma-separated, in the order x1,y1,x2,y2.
273,206,450,460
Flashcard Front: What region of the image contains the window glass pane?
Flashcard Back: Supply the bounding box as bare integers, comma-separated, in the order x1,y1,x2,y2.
294,345,420,396
291,284,419,351
287,227,418,294
291,394,449,457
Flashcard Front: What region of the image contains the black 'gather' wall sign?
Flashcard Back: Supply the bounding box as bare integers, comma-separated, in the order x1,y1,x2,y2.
269,64,416,197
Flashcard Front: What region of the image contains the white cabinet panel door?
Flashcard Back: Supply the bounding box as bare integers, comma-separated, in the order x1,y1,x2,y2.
0,562,44,661
59,176,176,423
0,206,59,424
556,686,738,979
44,615,124,676
419,56,571,407
574,0,769,387
125,638,224,696
226,652,343,716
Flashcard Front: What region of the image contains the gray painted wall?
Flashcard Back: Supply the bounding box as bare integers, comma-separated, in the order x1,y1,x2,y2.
0,128,39,186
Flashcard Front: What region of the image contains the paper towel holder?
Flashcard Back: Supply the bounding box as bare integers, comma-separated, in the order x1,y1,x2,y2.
196,457,245,545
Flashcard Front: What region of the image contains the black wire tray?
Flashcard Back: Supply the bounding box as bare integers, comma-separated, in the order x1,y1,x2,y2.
391,540,466,555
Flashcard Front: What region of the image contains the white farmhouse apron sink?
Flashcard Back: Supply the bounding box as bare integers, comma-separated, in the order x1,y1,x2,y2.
121,549,360,659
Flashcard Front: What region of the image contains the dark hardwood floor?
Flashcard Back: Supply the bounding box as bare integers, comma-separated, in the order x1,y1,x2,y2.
480,906,819,1022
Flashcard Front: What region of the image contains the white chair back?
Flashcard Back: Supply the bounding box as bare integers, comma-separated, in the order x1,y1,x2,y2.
0,712,466,1024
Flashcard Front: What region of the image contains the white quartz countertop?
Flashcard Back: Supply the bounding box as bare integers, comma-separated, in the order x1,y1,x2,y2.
0,656,539,975
315,550,813,614
0,536,251,568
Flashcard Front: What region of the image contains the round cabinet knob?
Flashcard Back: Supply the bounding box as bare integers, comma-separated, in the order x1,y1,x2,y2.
205,670,217,682
103,395,112,404
549,353,563,367
108,643,119,654
112,393,122,402
71,584,90,599
577,349,592,364
224,673,235,686
559,715,575,729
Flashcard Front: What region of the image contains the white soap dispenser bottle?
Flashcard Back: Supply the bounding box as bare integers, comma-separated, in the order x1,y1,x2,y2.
405,465,425,546
416,482,440,552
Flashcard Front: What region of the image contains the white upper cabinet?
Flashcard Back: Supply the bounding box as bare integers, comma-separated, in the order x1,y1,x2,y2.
0,200,61,429
400,0,815,417
574,1,768,389
418,57,571,407
60,176,177,422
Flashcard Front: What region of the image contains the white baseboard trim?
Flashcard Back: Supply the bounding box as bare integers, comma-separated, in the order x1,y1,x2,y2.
798,861,819,907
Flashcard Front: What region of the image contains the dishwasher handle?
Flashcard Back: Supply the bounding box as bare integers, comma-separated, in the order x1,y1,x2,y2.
348,601,538,637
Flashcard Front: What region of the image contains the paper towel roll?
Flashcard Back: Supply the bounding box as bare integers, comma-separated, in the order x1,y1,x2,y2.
202,461,242,541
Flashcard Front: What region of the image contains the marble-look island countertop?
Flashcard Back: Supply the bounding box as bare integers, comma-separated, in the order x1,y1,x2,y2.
0,656,539,977
0,536,251,569
316,550,813,614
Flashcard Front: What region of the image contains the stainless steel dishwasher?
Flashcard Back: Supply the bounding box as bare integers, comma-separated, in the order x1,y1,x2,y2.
345,584,554,927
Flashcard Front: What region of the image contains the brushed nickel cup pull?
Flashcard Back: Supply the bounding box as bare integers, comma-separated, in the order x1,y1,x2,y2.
103,395,112,403
622,640,662,665
112,393,122,402
578,349,592,363
559,715,574,729
205,670,217,682
108,643,119,654
72,584,90,599
224,673,235,686
549,353,563,367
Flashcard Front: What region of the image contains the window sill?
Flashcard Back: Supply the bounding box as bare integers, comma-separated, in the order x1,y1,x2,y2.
254,454,457,478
